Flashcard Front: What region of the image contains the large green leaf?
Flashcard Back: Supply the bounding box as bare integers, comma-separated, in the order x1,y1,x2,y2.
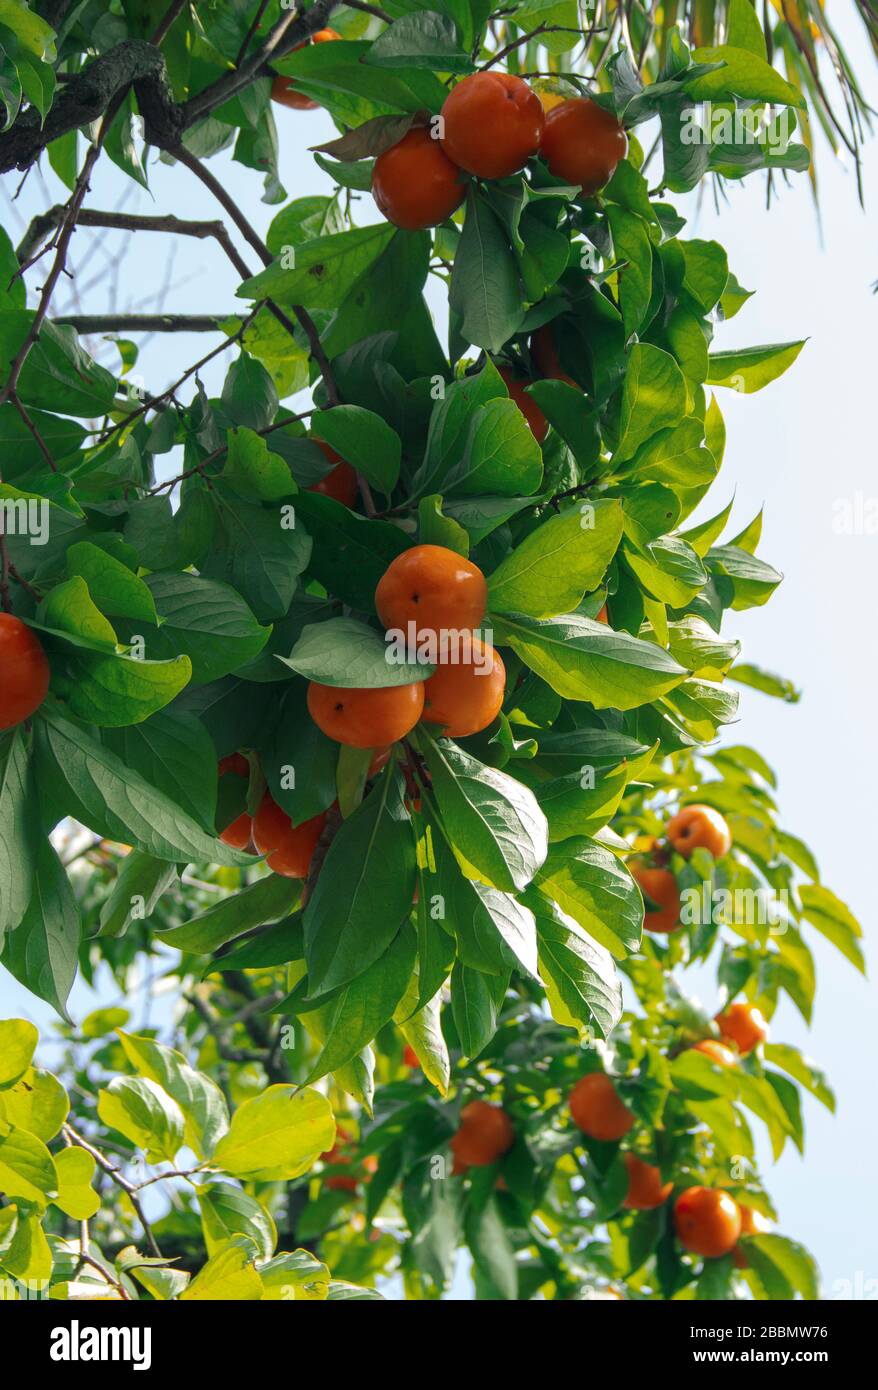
35,706,251,866
420,734,548,893
533,838,643,959
303,773,416,993
491,611,689,709
487,500,623,616
212,1085,334,1181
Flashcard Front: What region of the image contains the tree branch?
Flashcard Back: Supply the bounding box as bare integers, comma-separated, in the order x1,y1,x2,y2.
62,1122,162,1259
56,312,234,333
0,2,342,174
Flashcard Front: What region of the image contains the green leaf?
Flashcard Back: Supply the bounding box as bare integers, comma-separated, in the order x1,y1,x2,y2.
200,497,312,624
450,186,523,353
488,500,622,617
312,406,402,495
0,1018,38,1089
51,1147,100,1220
707,341,805,393
451,962,508,1060
139,572,272,682
0,728,39,934
224,428,293,502
762,1044,835,1112
200,1182,276,1263
744,1234,819,1300
444,396,544,498
116,1031,230,1159
102,709,218,832
366,11,470,70
727,0,768,59
466,1196,517,1300
687,45,804,107
180,1236,263,1301
303,773,416,993
614,344,688,462
97,1076,185,1164
0,1066,67,1141
729,661,799,702
0,314,116,417
527,890,622,1039
98,851,178,939
428,822,537,977
35,706,251,866
533,838,643,959
304,924,416,1080
0,1125,57,1204
607,205,653,337
259,1249,330,1301
66,541,157,624
798,884,865,972
212,1085,334,1181
158,876,299,955
292,489,408,612
238,224,394,310
420,734,548,894
0,837,80,1020
222,353,279,432
525,379,601,472
491,611,688,709
281,615,429,687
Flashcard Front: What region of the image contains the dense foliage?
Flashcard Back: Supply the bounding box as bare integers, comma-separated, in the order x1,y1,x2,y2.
0,0,865,1302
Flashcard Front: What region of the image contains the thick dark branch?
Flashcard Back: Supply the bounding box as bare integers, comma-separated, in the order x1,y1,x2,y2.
17,206,252,280
56,313,233,332
0,1,340,174
0,40,181,174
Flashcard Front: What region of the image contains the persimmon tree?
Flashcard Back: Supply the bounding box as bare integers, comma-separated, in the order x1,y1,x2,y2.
0,0,866,1303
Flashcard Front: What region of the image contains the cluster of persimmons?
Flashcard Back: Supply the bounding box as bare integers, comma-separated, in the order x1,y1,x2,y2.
218,543,506,873
271,31,627,230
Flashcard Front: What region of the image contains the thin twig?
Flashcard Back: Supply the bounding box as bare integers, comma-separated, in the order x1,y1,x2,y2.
62,1123,163,1258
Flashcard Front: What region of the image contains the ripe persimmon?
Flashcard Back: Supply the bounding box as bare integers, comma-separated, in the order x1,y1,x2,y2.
529,324,578,387
423,638,506,738
270,28,340,110
674,1186,742,1258
0,614,50,731
622,1153,672,1210
372,126,466,230
403,1044,420,1069
218,753,249,778
307,441,358,507
375,544,487,640
596,603,609,624
498,366,548,443
252,793,327,878
217,753,253,849
541,97,627,194
449,1100,514,1167
569,1072,634,1142
307,680,425,748
692,1039,738,1067
666,803,732,859
629,860,681,933
738,1203,772,1237
440,72,544,179
715,1001,768,1056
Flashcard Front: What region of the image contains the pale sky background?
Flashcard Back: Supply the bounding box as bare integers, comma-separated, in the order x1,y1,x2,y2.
1,9,875,1297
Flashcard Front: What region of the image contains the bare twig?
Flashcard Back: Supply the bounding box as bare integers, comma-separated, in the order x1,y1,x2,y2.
8,394,58,472
150,0,190,47
55,313,234,333
62,1123,163,1258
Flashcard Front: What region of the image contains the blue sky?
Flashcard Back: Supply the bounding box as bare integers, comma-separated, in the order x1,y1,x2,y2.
2,16,875,1296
